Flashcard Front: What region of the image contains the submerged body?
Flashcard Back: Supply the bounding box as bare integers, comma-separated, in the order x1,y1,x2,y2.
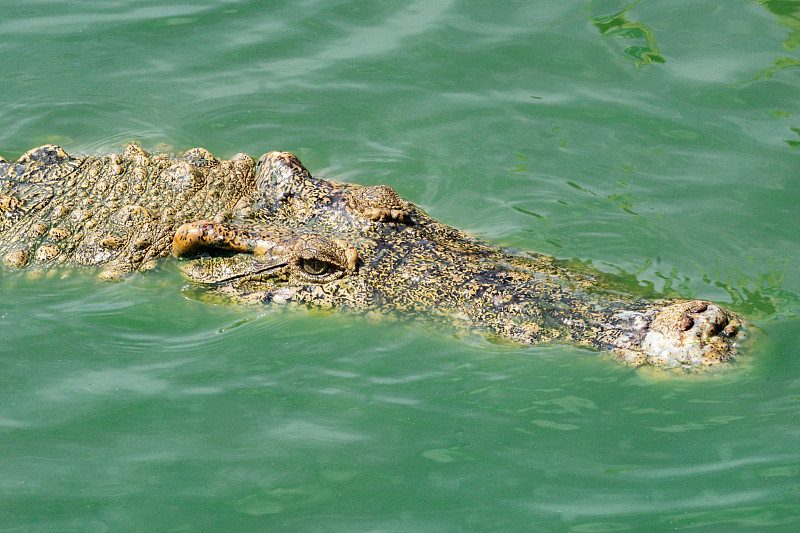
0,145,744,369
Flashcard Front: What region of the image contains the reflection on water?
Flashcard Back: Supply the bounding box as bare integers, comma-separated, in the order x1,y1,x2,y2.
587,0,665,68
740,55,800,83
708,261,800,320
751,0,800,51
739,1,800,83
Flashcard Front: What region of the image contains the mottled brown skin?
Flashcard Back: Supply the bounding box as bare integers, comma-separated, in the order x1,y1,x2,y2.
0,144,255,279
0,145,745,369
174,151,745,370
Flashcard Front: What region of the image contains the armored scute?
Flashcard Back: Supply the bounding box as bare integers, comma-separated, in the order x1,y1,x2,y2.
1,145,745,370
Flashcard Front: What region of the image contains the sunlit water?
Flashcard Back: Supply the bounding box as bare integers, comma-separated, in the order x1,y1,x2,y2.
1,1,799,531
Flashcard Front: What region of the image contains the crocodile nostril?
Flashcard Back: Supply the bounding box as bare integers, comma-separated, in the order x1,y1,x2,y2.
679,316,694,331
722,324,738,338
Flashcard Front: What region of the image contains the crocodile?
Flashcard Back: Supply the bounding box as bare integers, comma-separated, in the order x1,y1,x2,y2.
0,144,744,369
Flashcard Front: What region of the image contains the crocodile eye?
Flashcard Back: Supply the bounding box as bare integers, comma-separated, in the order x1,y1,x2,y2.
301,258,330,276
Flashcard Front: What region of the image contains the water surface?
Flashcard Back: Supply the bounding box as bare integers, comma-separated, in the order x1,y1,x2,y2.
1,1,799,531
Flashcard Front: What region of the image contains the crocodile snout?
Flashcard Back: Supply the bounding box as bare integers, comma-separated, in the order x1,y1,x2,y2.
642,300,743,368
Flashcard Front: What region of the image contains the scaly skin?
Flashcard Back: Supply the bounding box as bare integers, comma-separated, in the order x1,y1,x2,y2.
0,146,745,369
0,144,255,279
173,151,745,370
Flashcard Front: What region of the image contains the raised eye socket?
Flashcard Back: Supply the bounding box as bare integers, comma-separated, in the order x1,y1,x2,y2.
301,258,330,276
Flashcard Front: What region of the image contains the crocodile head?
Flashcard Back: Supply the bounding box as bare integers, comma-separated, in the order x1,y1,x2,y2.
174,152,746,370
173,152,501,314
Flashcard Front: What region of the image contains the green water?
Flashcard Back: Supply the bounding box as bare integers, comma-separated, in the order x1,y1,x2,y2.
1,0,799,531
